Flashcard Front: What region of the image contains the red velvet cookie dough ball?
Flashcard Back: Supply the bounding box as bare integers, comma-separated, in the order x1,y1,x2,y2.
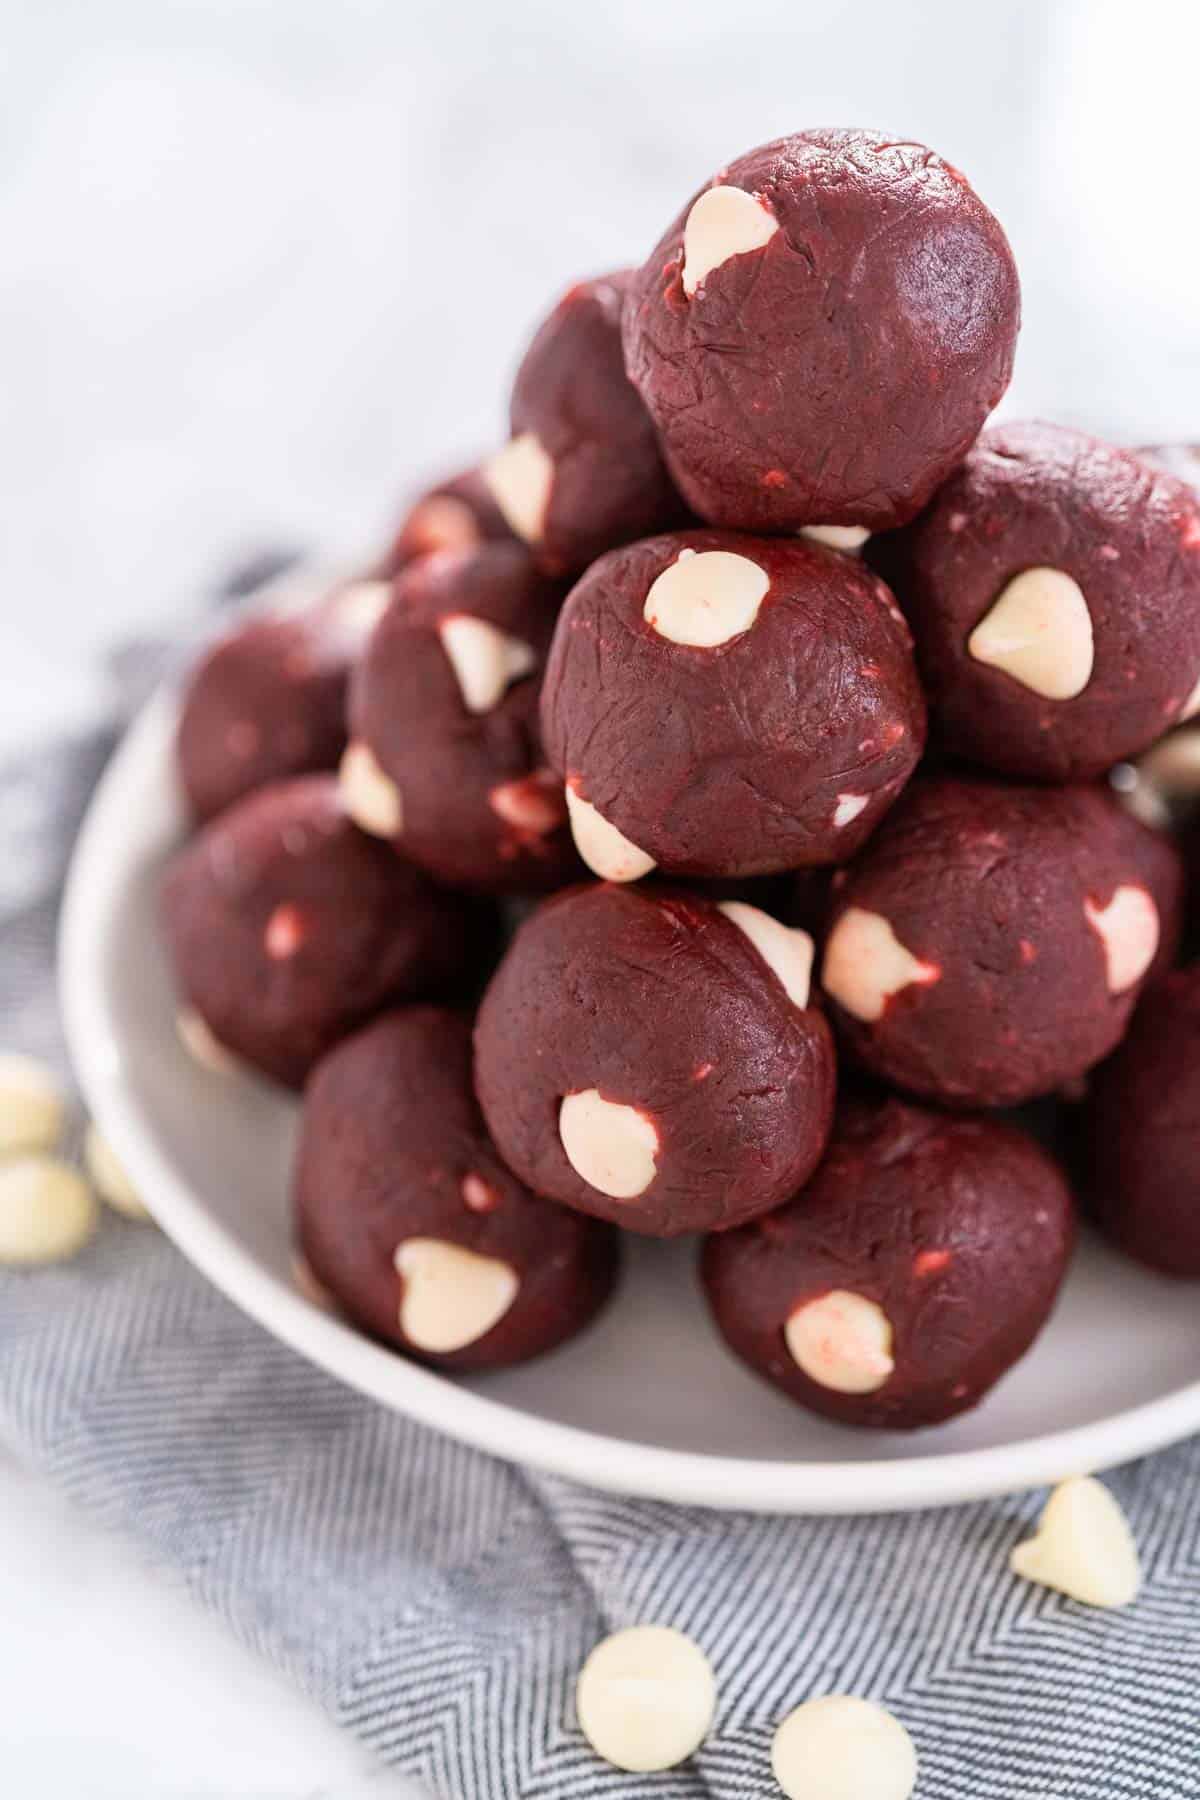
1084,969,1200,1277
161,775,479,1088
474,882,835,1236
175,582,389,824
820,775,1176,1107
342,542,579,893
294,1008,617,1367
622,130,1019,535
540,530,925,879
377,466,514,579
483,270,682,575
702,1098,1074,1430
873,422,1200,780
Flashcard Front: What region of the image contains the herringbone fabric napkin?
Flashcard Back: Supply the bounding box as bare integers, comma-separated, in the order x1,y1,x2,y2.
1,634,1198,1798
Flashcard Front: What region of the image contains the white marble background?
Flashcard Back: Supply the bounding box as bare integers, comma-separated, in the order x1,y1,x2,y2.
2,1,1198,1791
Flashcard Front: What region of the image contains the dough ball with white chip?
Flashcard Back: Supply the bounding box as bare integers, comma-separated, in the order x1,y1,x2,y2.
474,882,835,1236
540,530,925,880
344,542,581,892
294,1007,617,1369
703,1096,1074,1429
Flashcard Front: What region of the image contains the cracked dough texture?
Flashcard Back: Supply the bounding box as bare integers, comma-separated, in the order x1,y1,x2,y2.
1084,968,1200,1278
294,1007,617,1368
703,1096,1075,1429
161,775,484,1088
873,421,1200,779
349,542,580,893
622,129,1020,533
473,881,835,1235
823,774,1179,1107
509,269,684,573
540,529,925,875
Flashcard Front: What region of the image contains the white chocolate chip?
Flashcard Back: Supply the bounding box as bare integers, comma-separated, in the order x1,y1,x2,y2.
338,741,403,838
404,493,480,555
967,567,1094,700
1083,886,1159,994
785,1291,895,1395
559,1089,659,1200
717,902,813,1009
333,579,392,636
564,783,656,883
438,614,537,714
84,1125,150,1221
821,908,941,1023
771,1696,917,1800
0,1053,65,1157
681,185,779,298
483,433,554,544
643,549,769,648
576,1626,715,1773
1180,673,1200,721
1010,1475,1141,1608
801,524,872,554
176,1009,240,1076
833,793,869,830
394,1237,518,1353
0,1157,99,1266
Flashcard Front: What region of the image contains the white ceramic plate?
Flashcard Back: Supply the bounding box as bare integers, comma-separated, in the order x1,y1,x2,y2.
60,684,1200,1514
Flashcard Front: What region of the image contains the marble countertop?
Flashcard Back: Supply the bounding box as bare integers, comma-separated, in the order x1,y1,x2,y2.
4,0,1200,1790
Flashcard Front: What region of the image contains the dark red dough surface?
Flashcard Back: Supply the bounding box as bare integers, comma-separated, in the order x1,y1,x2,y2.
473,881,836,1236
622,130,1020,533
822,775,1176,1107
507,269,683,574
1084,968,1200,1277
702,1097,1074,1430
348,542,580,893
540,530,925,875
161,775,481,1088
176,592,372,824
872,422,1200,779
294,1008,618,1368
377,466,514,578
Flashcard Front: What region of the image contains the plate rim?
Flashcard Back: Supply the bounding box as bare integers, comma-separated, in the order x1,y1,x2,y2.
58,683,1200,1515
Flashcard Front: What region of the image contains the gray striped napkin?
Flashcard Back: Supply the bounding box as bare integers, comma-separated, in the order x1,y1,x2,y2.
1,619,1197,1798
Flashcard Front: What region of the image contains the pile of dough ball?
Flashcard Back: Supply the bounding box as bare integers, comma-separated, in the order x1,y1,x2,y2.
147,124,1200,1424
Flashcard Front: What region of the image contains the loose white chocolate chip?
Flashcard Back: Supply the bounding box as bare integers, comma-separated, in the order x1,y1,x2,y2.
0,1053,65,1157
1010,1476,1141,1608
682,185,779,297
339,741,403,838
786,1291,895,1395
404,493,480,555
559,1089,659,1200
176,1009,240,1076
833,793,869,830
334,579,392,636
84,1125,150,1221
564,784,656,883
801,524,872,554
0,1157,99,1266
483,433,554,544
394,1238,518,1353
1083,886,1159,994
717,902,813,1009
438,614,537,714
771,1696,917,1800
576,1626,715,1773
967,567,1094,700
643,549,769,648
822,909,941,1023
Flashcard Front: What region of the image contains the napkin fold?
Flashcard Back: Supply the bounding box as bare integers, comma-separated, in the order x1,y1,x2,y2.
1,614,1197,1799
